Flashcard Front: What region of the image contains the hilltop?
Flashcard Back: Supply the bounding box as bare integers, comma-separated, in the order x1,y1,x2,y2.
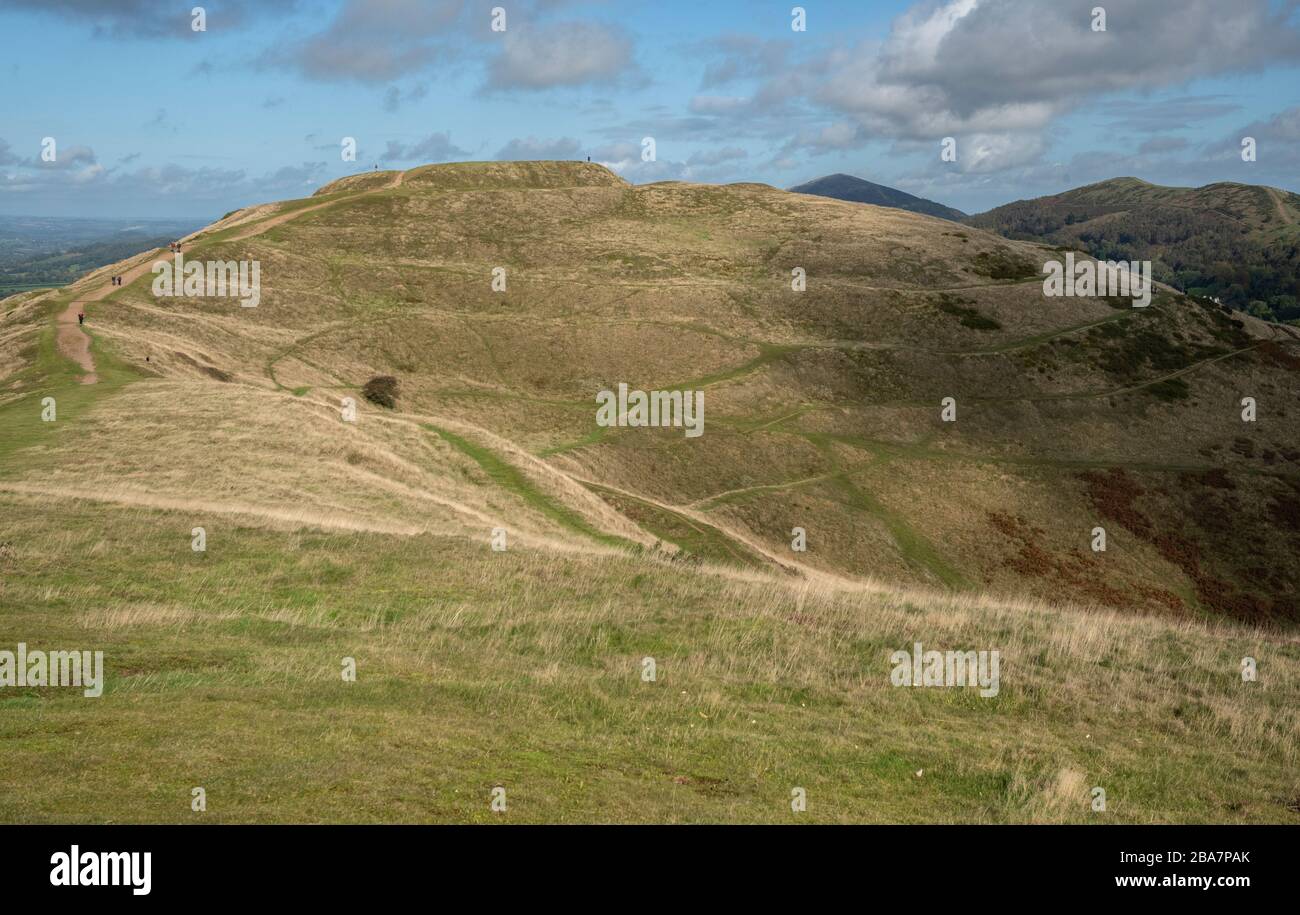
790,173,967,221
966,178,1300,322
1,160,1298,823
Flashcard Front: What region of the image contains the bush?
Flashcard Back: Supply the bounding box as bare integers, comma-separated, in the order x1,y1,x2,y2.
934,294,1002,331
362,375,399,409
971,249,1038,280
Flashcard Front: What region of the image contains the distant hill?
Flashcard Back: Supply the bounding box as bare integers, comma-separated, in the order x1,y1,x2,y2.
965,178,1300,322
790,173,967,221
785,172,972,220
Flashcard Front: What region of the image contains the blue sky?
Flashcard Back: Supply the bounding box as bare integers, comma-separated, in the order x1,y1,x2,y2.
1,0,1298,218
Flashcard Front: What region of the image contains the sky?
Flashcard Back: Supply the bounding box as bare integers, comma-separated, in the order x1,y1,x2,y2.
1,0,1298,219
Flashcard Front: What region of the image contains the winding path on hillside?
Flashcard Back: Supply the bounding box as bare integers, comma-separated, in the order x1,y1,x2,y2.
54,169,409,385
58,246,173,384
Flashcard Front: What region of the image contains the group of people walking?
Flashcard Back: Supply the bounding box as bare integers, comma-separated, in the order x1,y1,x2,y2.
74,239,183,329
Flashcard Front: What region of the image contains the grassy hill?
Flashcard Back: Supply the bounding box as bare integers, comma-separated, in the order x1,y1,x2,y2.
791,173,967,221
966,178,1300,322
1,161,1298,822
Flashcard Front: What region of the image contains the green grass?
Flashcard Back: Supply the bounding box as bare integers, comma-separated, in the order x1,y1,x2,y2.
0,495,1294,823
832,472,968,590
0,293,141,473
674,342,802,390
426,424,633,550
581,480,767,566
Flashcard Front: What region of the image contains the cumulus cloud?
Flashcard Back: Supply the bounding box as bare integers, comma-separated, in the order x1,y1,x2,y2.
273,0,462,83
261,1,629,88
34,144,99,172
957,132,1049,173
485,21,636,90
707,0,1300,174
893,101,1300,215
859,0,1300,118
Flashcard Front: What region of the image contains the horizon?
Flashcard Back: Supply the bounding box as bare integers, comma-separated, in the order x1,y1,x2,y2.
4,163,1297,226
1,0,1298,218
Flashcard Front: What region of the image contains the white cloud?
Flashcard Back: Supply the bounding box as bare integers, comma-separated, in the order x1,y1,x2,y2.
486,21,636,90
711,0,1300,175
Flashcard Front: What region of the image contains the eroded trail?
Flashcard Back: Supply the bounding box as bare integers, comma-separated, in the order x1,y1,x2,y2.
1266,186,1297,226
55,301,97,384
52,169,411,384
59,246,174,384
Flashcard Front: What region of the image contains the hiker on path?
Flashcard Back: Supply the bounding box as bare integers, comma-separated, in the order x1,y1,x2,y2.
77,311,85,326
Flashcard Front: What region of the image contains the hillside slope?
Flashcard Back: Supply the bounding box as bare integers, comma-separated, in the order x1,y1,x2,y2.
966,178,1300,322
4,161,1300,622
791,173,967,221
2,161,1299,823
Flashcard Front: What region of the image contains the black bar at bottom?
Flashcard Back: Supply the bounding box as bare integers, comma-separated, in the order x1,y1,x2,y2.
2,825,1287,900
